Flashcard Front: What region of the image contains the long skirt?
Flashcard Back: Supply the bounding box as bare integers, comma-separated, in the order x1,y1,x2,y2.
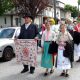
41,42,53,68
74,43,80,57
57,46,71,70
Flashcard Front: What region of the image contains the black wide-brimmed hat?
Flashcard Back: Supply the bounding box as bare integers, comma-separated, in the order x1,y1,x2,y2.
23,13,33,20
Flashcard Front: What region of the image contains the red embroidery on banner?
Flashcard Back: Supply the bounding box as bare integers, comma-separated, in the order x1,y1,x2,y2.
22,48,29,57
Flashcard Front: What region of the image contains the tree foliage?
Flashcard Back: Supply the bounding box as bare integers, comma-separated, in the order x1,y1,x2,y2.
64,4,72,12
12,0,52,20
71,7,78,18
78,0,80,4
64,4,78,18
0,0,14,16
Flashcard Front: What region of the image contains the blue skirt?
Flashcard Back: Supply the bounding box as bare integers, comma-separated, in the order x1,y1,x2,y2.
41,41,53,68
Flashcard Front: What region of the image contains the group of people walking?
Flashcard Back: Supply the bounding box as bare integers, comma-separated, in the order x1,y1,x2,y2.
15,13,80,78
41,19,73,77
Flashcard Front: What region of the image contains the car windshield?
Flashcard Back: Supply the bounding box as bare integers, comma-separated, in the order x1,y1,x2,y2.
0,28,15,38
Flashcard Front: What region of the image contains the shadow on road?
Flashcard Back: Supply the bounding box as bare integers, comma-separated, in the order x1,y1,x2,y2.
0,58,5,63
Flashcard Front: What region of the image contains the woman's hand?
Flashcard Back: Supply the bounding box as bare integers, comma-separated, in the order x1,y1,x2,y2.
58,41,66,46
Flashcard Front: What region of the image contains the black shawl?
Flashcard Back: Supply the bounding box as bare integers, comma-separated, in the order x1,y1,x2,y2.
63,41,74,62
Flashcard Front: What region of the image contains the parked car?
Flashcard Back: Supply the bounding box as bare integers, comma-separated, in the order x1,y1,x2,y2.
0,29,2,33
0,27,20,61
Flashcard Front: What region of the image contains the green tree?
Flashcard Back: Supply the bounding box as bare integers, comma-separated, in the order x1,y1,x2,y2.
64,4,78,18
71,7,78,18
0,0,14,16
64,4,72,12
78,0,80,4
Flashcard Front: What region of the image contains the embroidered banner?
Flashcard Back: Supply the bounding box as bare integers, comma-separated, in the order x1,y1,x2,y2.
15,39,37,67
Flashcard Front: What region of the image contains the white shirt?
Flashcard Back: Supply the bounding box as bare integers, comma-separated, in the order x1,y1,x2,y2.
56,31,73,44
15,23,31,38
25,23,31,29
41,29,56,47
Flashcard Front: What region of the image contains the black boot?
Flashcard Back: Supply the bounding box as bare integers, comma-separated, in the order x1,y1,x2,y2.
76,57,80,62
21,65,29,73
30,66,35,74
76,59,80,62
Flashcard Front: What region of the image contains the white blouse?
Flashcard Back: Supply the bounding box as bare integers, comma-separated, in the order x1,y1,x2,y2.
41,29,56,47
56,31,73,45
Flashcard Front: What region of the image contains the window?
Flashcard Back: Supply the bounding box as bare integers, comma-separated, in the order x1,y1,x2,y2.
15,18,18,26
0,29,15,38
4,17,6,24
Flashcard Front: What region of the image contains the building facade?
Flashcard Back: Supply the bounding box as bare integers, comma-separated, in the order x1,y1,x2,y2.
0,0,71,28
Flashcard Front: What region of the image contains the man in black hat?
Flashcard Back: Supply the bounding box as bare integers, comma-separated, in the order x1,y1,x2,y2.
17,13,38,74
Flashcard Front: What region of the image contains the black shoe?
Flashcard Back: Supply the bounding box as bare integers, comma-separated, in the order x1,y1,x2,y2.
65,74,69,77
50,70,54,74
21,68,29,73
44,73,48,76
76,59,80,62
30,66,35,74
60,73,65,76
30,70,34,74
21,65,29,73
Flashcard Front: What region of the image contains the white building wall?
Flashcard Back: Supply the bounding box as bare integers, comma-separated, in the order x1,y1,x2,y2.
6,16,11,27
58,2,65,8
13,16,17,26
13,16,23,27
43,10,53,17
0,16,11,27
0,16,4,27
43,7,54,18
34,16,42,28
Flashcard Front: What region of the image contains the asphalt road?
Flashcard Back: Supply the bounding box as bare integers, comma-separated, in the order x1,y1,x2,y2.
0,54,80,80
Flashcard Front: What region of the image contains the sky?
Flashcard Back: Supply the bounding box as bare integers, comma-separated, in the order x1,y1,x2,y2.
59,0,78,6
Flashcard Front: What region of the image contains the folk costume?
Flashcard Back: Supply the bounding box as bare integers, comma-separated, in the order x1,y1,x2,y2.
41,29,56,68
17,13,38,74
74,23,80,62
56,31,73,70
49,18,59,66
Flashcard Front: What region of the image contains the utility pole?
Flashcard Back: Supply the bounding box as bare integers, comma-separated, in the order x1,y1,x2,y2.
53,0,56,19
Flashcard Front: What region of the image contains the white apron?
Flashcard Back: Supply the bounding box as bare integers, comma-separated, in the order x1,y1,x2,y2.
74,43,80,57
57,46,71,70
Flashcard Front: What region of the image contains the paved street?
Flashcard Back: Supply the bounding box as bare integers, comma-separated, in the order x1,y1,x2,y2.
0,54,80,80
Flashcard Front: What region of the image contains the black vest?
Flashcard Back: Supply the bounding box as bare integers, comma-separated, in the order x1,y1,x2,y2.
18,24,38,39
